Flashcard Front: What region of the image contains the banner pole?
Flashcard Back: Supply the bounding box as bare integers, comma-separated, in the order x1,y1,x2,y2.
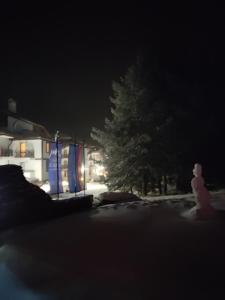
55,130,59,200
74,139,77,198
83,141,86,196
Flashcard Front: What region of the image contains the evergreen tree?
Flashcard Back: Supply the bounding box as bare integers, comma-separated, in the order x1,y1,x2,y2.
91,60,173,195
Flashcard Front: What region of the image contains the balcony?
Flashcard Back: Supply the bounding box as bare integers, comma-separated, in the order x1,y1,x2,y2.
62,162,68,169
62,151,68,158
0,149,13,157
14,150,35,158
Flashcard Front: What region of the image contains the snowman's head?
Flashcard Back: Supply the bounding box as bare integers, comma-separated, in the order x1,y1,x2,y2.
193,163,202,177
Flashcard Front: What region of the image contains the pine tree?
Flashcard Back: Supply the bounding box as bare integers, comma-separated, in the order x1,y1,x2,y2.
91,60,174,195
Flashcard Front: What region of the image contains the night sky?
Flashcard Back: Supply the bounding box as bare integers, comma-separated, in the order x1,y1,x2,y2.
0,2,224,141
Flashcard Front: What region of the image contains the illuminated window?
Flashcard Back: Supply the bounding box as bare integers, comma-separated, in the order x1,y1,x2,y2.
46,142,50,153
20,143,26,157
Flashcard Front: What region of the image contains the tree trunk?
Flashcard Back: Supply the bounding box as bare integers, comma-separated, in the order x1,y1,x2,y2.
163,175,167,195
158,177,162,195
150,178,155,193
143,174,148,196
176,172,190,193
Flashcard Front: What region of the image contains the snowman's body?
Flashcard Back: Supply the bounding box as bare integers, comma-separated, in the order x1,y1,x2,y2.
191,163,215,218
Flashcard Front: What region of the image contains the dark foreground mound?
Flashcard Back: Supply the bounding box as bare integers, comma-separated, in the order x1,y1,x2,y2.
0,165,93,229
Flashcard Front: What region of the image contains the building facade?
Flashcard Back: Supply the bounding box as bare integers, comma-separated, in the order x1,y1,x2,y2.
0,99,106,187
0,99,51,183
86,148,106,182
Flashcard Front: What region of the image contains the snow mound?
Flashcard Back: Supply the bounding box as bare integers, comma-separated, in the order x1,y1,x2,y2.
97,192,141,205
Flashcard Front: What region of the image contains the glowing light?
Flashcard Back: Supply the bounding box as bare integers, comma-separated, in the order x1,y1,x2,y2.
41,181,69,193
81,164,88,173
95,165,106,176
24,171,31,179
40,182,50,193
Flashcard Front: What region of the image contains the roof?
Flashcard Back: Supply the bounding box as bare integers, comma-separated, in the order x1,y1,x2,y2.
0,110,52,139
0,129,15,139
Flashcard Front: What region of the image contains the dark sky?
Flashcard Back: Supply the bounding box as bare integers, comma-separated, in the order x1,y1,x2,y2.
0,2,224,141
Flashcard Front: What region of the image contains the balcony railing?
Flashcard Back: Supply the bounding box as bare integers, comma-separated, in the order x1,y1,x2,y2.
62,152,68,158
14,150,35,158
62,163,68,169
0,149,13,157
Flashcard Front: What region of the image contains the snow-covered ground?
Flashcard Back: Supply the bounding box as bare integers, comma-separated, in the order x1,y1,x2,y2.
0,190,225,299
50,182,108,200
50,182,225,209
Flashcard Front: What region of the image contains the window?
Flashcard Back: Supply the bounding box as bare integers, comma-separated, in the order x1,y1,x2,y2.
46,142,50,154
20,143,26,157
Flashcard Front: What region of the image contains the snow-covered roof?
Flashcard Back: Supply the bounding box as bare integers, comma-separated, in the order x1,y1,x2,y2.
0,110,52,139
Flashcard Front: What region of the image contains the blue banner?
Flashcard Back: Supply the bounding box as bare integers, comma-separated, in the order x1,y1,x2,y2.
68,144,76,193
49,142,63,194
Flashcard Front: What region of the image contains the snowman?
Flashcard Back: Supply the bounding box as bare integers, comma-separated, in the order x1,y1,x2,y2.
191,163,215,219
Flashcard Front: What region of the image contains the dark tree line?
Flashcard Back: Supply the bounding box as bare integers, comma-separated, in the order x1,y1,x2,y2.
91,25,225,195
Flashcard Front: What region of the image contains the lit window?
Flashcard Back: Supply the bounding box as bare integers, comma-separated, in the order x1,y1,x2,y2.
20,143,26,157
46,142,50,153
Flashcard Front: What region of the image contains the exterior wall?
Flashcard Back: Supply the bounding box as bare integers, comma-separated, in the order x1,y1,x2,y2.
42,140,50,159
7,116,33,133
42,159,49,182
0,110,52,183
0,157,11,165
11,140,40,158
0,156,42,181
87,150,106,182
0,138,50,182
42,140,50,181
61,145,69,182
11,139,35,158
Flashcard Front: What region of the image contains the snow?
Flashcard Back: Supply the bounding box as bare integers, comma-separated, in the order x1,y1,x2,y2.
0,190,225,299
49,182,108,201
142,189,225,203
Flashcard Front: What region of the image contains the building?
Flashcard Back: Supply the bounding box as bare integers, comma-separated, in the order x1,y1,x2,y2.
0,99,106,189
86,147,107,182
0,99,52,184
